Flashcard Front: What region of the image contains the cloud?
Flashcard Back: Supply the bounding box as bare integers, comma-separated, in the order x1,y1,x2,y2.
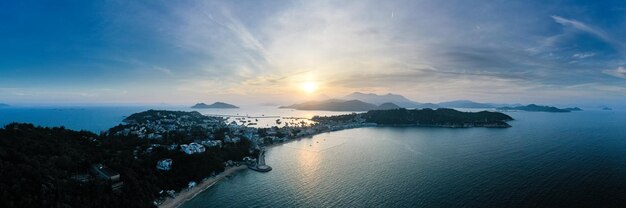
153,66,173,75
572,52,595,59
603,66,626,79
552,15,626,54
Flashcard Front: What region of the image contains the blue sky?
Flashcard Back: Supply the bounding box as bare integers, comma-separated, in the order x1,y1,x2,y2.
1,0,626,106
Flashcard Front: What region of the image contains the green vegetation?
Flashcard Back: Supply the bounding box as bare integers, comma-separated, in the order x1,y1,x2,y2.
363,108,512,127
0,123,252,208
313,108,513,128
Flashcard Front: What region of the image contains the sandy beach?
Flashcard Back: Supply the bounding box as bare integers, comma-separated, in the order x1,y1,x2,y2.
158,165,248,208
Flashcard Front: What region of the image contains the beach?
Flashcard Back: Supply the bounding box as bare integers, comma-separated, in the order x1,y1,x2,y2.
158,165,248,208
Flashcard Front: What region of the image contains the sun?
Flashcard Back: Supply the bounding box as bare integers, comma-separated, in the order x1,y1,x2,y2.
301,82,318,94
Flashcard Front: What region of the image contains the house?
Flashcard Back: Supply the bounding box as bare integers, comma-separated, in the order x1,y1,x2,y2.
225,136,241,143
188,181,197,189
181,143,206,154
200,140,222,148
189,142,205,153
180,144,193,154
157,159,173,171
91,164,124,190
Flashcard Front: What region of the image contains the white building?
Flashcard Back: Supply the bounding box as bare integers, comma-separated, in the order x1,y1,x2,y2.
201,140,222,148
189,142,205,153
181,143,206,154
180,144,193,154
156,159,173,171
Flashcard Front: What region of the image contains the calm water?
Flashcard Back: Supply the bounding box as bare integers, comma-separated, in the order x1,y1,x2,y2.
183,110,626,208
0,106,352,133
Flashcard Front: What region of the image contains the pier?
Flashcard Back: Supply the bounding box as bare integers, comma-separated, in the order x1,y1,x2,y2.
248,147,272,172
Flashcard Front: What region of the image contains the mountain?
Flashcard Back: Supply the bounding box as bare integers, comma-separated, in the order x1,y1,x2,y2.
191,102,239,109
279,99,377,111
377,102,402,110
496,104,570,112
564,107,583,111
0,103,9,107
343,92,438,109
437,100,494,108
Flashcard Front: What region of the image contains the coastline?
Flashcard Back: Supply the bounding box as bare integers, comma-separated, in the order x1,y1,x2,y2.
158,120,512,207
158,165,248,208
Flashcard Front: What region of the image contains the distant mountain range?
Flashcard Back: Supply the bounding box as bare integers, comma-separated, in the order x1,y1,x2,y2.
279,99,401,111
343,92,438,108
496,104,581,112
191,102,239,109
281,92,582,112
0,103,9,107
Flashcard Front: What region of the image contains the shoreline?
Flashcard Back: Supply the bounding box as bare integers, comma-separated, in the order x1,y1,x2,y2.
160,123,510,207
158,165,248,208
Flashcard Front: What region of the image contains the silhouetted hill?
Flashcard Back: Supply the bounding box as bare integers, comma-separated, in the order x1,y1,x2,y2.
191,102,239,109
377,102,402,110
280,99,377,111
564,107,583,111
363,108,513,127
437,100,494,108
497,104,570,112
343,92,438,108
313,108,513,128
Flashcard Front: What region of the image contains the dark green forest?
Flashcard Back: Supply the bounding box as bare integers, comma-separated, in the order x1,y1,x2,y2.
0,123,252,208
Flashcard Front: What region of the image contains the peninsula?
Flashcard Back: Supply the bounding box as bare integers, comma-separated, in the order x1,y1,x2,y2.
496,104,578,112
191,102,239,109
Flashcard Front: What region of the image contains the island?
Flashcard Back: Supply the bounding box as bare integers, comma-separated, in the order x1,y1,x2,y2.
314,108,513,128
496,104,574,112
280,99,408,111
279,99,378,111
191,102,239,109
563,107,583,111
377,102,402,110
0,103,9,107
437,100,495,108
0,108,513,207
343,92,439,108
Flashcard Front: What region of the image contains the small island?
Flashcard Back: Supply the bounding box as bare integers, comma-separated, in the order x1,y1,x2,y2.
496,104,578,112
0,103,9,107
191,102,239,109
314,108,513,128
563,107,583,111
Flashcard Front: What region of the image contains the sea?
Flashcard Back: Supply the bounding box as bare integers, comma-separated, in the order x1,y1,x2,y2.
1,106,625,207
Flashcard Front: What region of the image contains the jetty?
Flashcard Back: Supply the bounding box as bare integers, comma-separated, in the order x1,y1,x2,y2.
249,147,272,172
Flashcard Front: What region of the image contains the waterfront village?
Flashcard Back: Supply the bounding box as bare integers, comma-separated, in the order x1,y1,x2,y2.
103,110,373,205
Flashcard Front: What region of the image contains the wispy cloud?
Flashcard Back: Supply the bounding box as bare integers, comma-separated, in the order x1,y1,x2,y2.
572,52,595,59
603,66,626,79
552,15,626,54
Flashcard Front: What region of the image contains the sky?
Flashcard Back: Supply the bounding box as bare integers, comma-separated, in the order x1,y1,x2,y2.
1,0,626,107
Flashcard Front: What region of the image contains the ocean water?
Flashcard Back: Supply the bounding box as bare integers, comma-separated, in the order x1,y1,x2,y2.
182,110,626,207
0,106,352,133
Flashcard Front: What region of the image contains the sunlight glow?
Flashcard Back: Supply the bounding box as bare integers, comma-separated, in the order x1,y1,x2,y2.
301,82,318,94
